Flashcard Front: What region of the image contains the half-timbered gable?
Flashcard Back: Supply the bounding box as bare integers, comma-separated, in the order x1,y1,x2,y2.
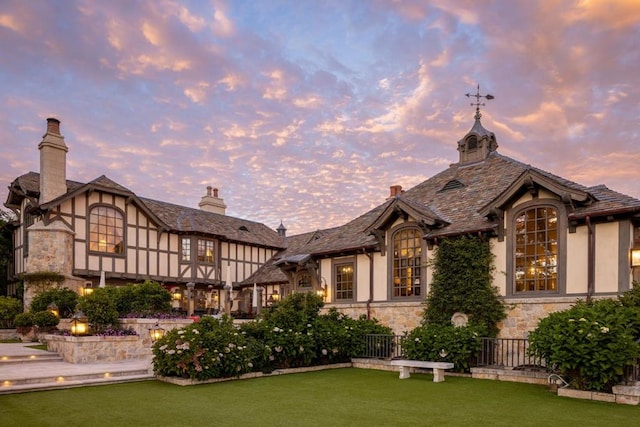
4,119,285,312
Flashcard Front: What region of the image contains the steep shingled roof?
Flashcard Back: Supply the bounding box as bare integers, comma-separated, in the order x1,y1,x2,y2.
253,150,640,278
4,172,285,249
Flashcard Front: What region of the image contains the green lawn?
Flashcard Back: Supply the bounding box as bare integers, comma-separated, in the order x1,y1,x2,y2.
1,368,637,426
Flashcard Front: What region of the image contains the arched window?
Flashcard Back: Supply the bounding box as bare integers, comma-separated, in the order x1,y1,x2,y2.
514,206,558,292
89,206,124,254
392,227,422,297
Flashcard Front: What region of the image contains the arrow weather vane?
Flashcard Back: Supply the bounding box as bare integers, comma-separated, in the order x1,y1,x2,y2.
465,84,494,120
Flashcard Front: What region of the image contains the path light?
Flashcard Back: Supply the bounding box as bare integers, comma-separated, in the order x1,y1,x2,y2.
148,322,165,343
70,311,89,336
47,302,59,317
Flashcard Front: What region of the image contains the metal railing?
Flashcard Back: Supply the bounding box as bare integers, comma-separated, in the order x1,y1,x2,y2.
476,337,546,370
361,334,404,359
624,359,640,383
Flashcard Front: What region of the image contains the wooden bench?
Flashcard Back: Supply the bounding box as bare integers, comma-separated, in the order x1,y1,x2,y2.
390,359,454,382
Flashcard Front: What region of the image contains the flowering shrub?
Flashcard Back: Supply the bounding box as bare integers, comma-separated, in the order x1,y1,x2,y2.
403,323,486,372
96,327,138,336
528,298,640,392
153,316,257,380
153,293,392,380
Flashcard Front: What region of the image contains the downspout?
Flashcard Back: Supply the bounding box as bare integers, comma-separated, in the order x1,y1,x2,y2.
585,216,595,301
364,249,373,320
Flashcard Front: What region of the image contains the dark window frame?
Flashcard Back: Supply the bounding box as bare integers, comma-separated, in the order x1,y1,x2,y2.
506,199,567,297
389,225,424,300
87,204,125,256
333,258,355,302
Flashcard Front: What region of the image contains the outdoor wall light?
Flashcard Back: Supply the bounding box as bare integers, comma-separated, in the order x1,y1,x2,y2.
83,283,94,296
148,322,165,343
267,289,281,305
171,288,182,301
631,248,640,268
47,302,59,317
70,311,89,336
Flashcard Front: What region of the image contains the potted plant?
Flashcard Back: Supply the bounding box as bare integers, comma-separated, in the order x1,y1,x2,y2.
14,312,36,342
33,310,60,337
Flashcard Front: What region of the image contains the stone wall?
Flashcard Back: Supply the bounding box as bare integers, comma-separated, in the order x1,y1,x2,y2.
498,297,584,339
324,301,425,335
328,297,586,338
45,318,193,363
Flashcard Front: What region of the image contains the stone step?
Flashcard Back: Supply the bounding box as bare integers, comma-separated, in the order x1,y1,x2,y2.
0,369,154,395
0,353,64,364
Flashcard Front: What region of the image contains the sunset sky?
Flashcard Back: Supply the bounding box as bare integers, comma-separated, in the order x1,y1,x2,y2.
1,1,639,235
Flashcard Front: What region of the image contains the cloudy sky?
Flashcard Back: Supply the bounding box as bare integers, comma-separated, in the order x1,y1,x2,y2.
1,1,639,235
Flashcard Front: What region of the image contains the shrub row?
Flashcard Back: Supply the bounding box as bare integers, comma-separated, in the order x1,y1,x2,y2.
152,293,392,380
528,285,640,392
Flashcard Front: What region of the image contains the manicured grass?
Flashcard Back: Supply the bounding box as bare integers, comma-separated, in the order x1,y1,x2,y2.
1,368,638,426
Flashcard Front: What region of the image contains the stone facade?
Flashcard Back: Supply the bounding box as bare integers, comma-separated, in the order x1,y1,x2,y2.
23,220,82,309
499,297,591,339
329,297,587,338
325,301,425,335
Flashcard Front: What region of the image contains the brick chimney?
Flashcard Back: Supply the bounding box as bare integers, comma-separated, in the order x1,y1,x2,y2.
388,185,403,198
38,118,69,205
199,185,227,214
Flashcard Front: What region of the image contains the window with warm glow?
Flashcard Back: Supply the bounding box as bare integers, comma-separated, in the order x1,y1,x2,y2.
197,239,214,263
392,227,422,297
181,237,191,262
89,206,124,254
514,207,558,292
335,262,354,300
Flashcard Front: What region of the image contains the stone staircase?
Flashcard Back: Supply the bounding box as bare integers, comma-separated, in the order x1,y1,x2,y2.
0,344,154,395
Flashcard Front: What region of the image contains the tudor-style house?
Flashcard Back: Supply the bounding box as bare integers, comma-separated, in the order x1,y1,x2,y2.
5,118,286,313
5,109,640,339
245,106,640,338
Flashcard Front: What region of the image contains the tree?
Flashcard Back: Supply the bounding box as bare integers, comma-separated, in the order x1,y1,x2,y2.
0,209,16,296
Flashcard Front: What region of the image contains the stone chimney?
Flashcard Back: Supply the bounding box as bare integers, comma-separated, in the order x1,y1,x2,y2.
38,118,69,205
199,185,227,215
388,185,403,198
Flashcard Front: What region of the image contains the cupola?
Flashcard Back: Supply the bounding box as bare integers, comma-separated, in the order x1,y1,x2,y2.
457,85,498,164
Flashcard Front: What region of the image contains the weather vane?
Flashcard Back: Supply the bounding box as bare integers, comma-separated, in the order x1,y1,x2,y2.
465,84,494,120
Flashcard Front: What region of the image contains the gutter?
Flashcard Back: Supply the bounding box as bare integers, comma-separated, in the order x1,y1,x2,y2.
585,216,595,300
364,249,374,320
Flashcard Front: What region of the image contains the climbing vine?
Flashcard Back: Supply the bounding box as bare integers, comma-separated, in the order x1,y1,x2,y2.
20,271,65,295
424,236,505,337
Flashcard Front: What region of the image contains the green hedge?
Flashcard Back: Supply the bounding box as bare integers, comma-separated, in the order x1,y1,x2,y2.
528,295,640,392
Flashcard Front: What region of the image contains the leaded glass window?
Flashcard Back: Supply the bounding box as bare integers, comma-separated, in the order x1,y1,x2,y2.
392,228,422,297
89,206,124,254
514,207,558,292
335,263,354,300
